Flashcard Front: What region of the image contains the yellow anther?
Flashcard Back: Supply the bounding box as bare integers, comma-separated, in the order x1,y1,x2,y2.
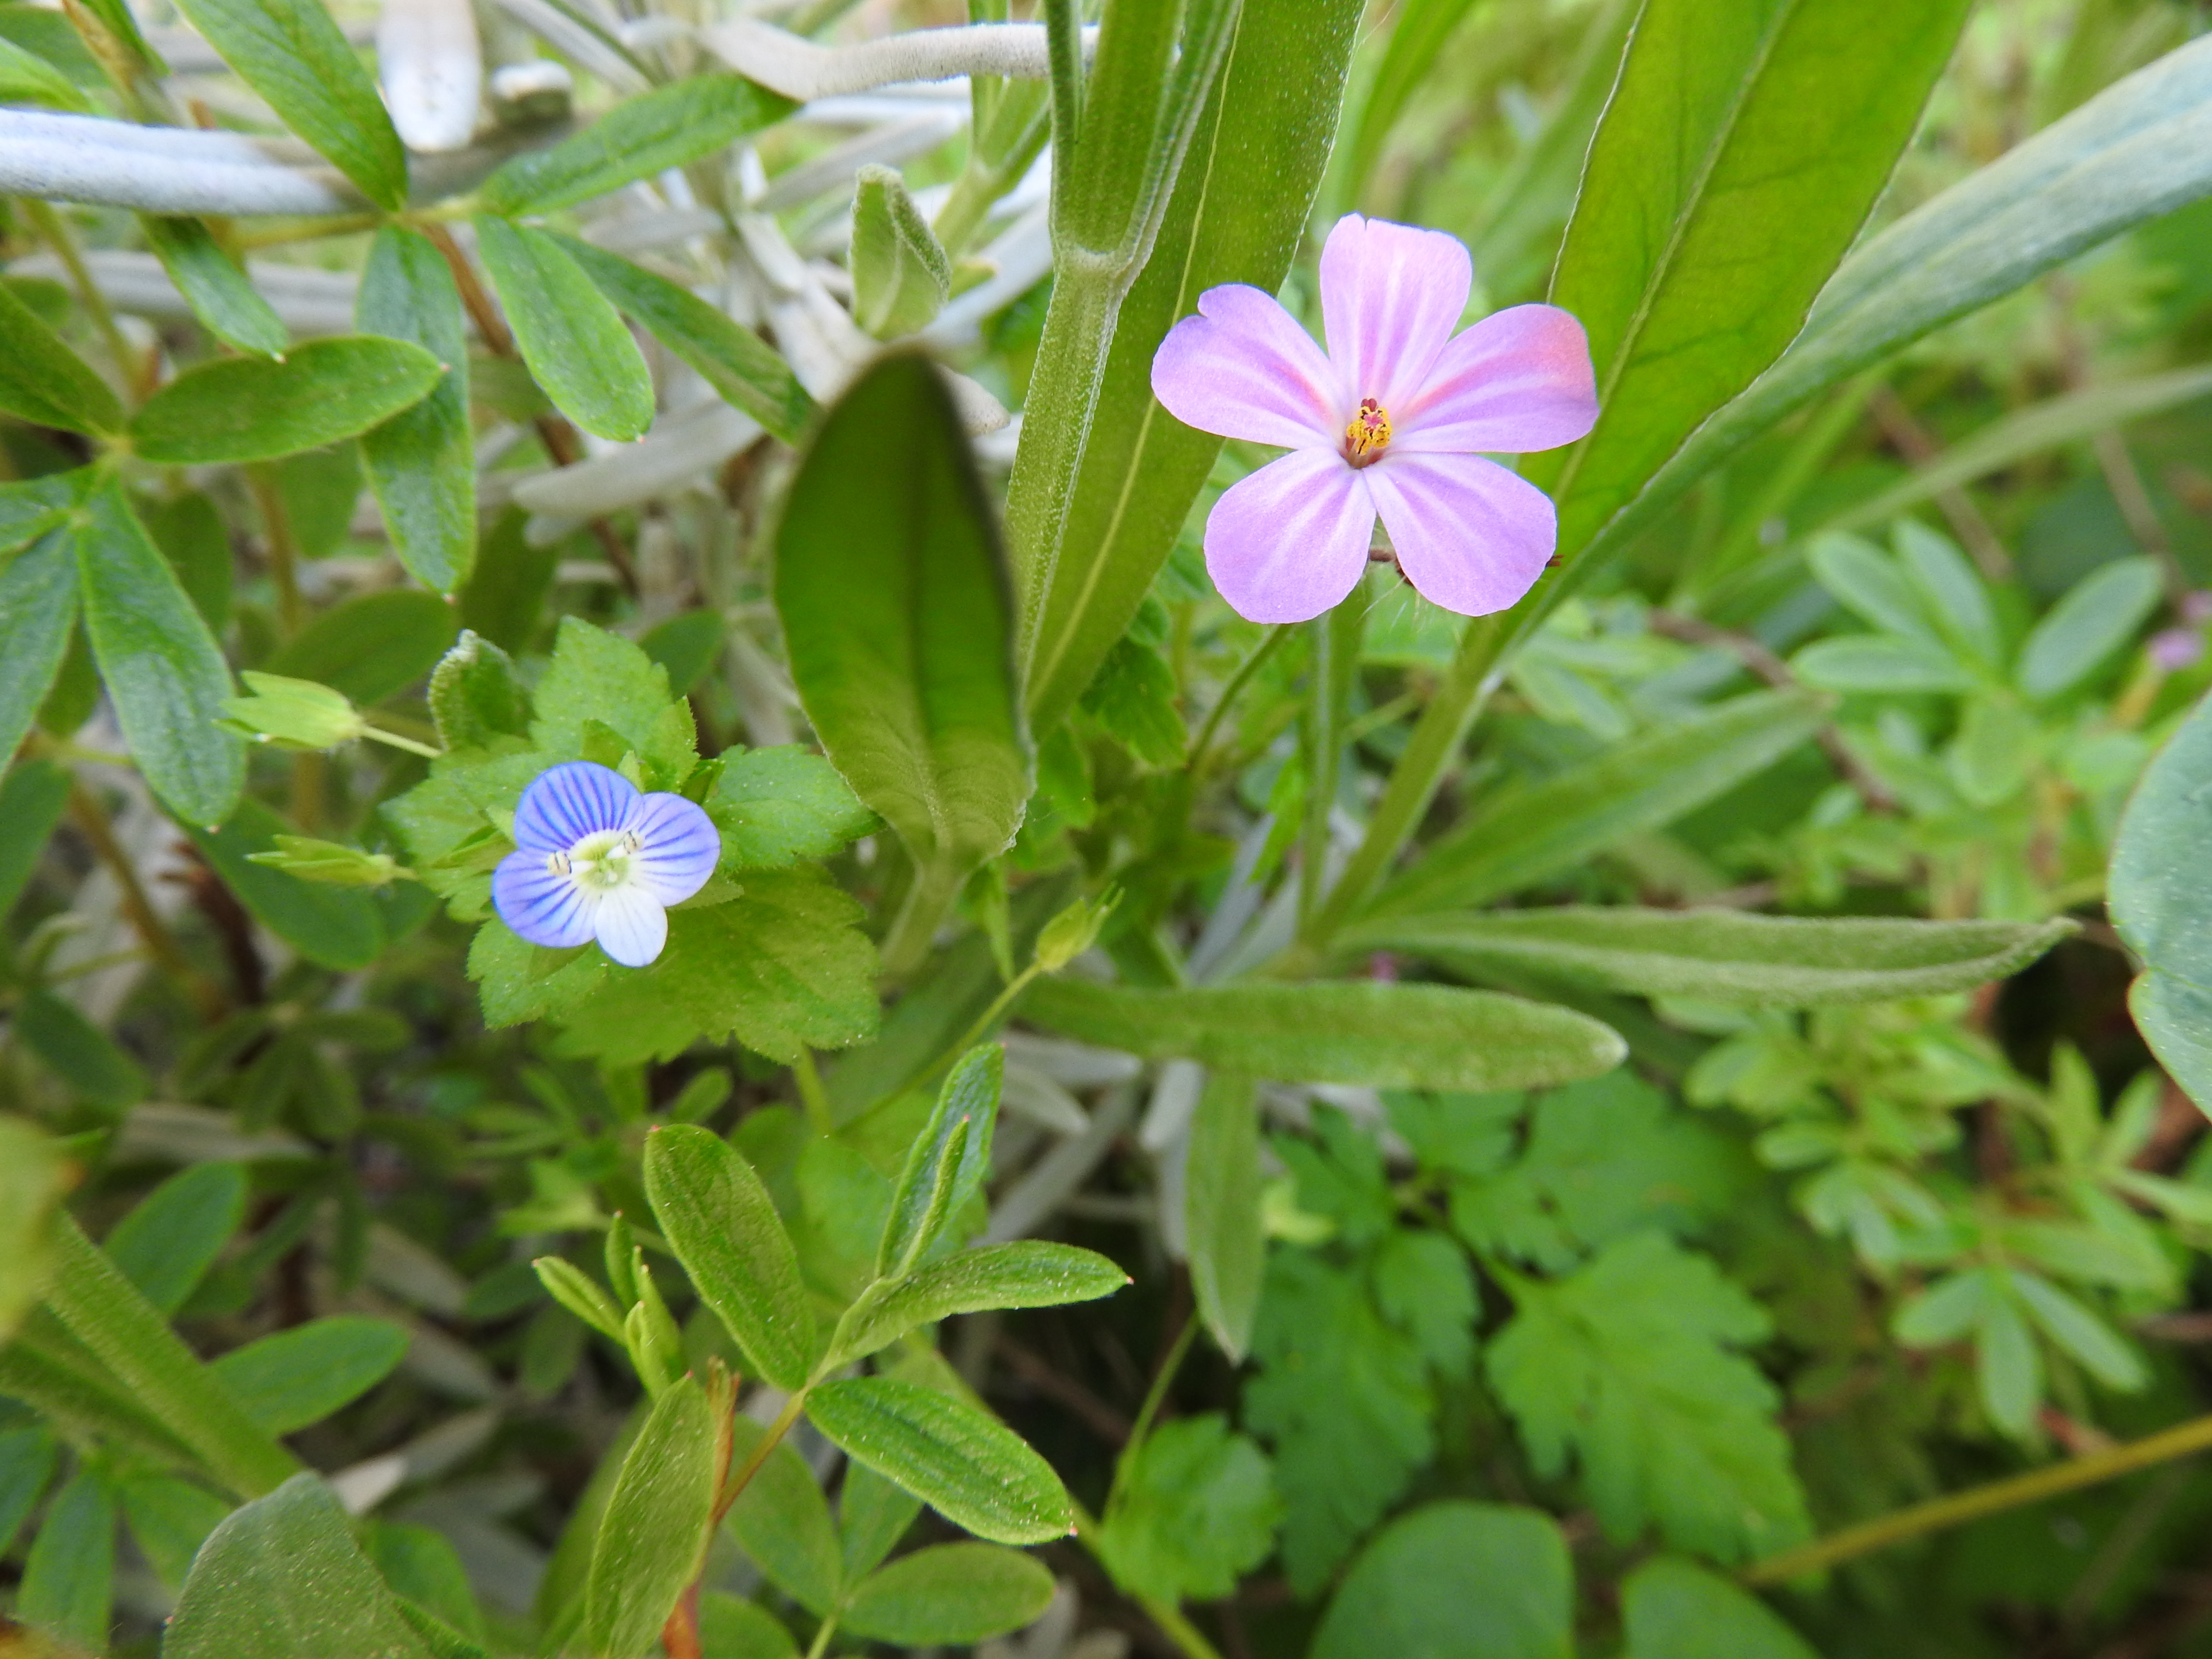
1344,397,1391,464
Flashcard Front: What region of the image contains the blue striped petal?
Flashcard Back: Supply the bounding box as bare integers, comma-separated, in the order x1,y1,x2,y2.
622,792,721,906
493,850,598,949
593,885,668,967
513,761,637,854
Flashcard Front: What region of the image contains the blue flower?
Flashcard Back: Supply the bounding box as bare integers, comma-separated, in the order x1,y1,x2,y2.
492,761,721,967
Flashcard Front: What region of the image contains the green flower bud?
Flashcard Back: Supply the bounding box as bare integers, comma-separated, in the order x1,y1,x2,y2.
1033,886,1122,974
221,671,367,750
245,835,412,887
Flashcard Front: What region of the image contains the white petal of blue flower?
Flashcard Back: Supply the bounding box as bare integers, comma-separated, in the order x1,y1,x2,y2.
492,760,722,967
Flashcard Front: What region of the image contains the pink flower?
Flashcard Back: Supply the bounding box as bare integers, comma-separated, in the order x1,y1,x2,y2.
1150,214,1598,625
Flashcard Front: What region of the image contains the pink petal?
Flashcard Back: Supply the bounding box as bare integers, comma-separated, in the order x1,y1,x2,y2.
1318,214,1471,412
1394,304,1598,455
1203,449,1375,625
1366,451,1556,618
1150,284,1341,449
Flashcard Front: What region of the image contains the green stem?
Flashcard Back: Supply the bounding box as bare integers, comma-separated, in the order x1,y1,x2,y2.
793,1049,834,1138
359,724,445,760
1741,1409,2212,1586
717,1388,809,1520
24,199,136,391
801,1611,841,1659
42,1215,300,1501
1123,1316,1196,1463
1186,625,1286,774
1070,1498,1229,1659
878,854,966,980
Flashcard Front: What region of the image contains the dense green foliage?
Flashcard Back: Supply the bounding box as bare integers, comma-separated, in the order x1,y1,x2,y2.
9,0,2212,1657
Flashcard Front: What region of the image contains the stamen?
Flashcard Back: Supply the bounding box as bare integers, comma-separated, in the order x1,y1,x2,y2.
621,830,642,854
546,850,571,876
1344,397,1391,465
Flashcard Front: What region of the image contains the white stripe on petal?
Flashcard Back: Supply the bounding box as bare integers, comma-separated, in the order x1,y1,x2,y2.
593,885,669,967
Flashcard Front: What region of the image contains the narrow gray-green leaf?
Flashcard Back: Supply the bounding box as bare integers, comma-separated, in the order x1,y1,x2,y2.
1370,690,1828,918
804,1376,1073,1546
557,234,814,445
473,216,654,442
481,74,793,216
75,477,245,827
1351,909,2075,1007
877,1043,1001,1279
1185,1070,1263,1361
131,336,444,465
831,1242,1128,1367
0,528,80,770
2016,556,2165,703
773,351,1028,971
0,278,121,435
358,226,475,592
166,0,406,208
585,1377,717,1659
139,215,289,358
851,163,950,338
0,32,91,109
165,1474,434,1659
643,1124,817,1390
1020,980,1625,1093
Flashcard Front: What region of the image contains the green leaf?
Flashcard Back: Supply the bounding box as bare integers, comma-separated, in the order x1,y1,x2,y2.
1621,1557,1816,1659
773,351,1028,973
1894,520,2000,671
697,1592,798,1659
142,489,234,631
841,1542,1054,1644
0,1425,57,1559
2129,972,2212,1114
368,1520,489,1645
839,1463,922,1585
1350,909,2073,1006
0,1125,67,1346
586,1377,718,1659
557,236,815,446
878,1044,1000,1278
74,478,245,826
529,615,695,779
1806,531,1943,643
0,529,81,770
1948,697,2038,809
1079,633,1185,766
829,1242,1128,1368
1313,1502,1572,1659
18,1467,115,1650
482,74,792,215
167,0,406,209
209,1317,410,1434
139,215,289,357
1185,1070,1264,1361
186,799,385,970
16,988,146,1110
358,227,477,593
709,745,876,870
1095,1414,1280,1606
1018,0,1360,733
1368,690,1829,918
2017,555,2165,703
643,1123,818,1391
0,278,121,435
0,470,85,558
1791,635,1975,695
1642,37,2212,561
723,1418,841,1616
1530,0,1972,565
641,609,724,695
2110,686,2212,1108
427,630,529,751
548,870,879,1064
0,31,91,108
1020,979,1624,1093
1486,1232,1809,1562
1975,1285,2041,1437
164,1474,434,1659
804,1376,1073,1546
265,589,460,705
0,760,69,922
130,337,445,465
2006,1268,2145,1392
473,216,655,442
104,1162,246,1315
119,1473,232,1590
851,163,951,338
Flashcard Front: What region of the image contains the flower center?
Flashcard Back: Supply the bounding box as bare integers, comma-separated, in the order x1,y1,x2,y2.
548,829,643,890
1344,397,1391,465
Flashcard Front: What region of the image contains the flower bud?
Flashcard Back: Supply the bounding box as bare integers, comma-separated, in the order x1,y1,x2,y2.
1033,887,1120,974
222,671,367,750
245,835,411,887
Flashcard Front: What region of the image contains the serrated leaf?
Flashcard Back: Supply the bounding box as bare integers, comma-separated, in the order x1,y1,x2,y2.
358,226,476,592
482,74,793,215
529,616,695,780
644,1124,818,1390
131,337,444,465
841,1542,1053,1644
473,216,654,442
804,1376,1072,1545
829,1242,1127,1367
587,1377,718,1659
1095,1414,1280,1607
709,745,877,870
1312,1502,1572,1659
468,924,608,1025
139,215,289,357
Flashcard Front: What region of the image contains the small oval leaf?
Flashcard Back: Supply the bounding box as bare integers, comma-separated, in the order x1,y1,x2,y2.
131,337,444,466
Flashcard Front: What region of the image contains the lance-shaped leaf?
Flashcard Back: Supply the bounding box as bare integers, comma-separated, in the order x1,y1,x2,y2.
167,0,407,209
2112,687,2212,1111
75,477,246,827
1367,690,1828,919
0,32,90,109
1185,1070,1263,1361
1529,0,1972,565
841,1543,1056,1645
139,216,289,357
1018,0,1359,731
473,216,655,443
878,1044,1001,1279
830,1242,1127,1367
481,73,792,216
130,336,444,465
1021,980,1624,1093
1347,910,2075,1007
773,352,1028,972
586,1377,717,1659
557,235,815,445
209,1317,409,1434
851,163,950,338
0,527,80,771
357,226,475,592
643,1124,817,1389
0,279,121,435
805,1375,1072,1545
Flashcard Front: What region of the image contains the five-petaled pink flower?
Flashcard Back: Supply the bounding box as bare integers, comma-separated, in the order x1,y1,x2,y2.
1150,213,1599,625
